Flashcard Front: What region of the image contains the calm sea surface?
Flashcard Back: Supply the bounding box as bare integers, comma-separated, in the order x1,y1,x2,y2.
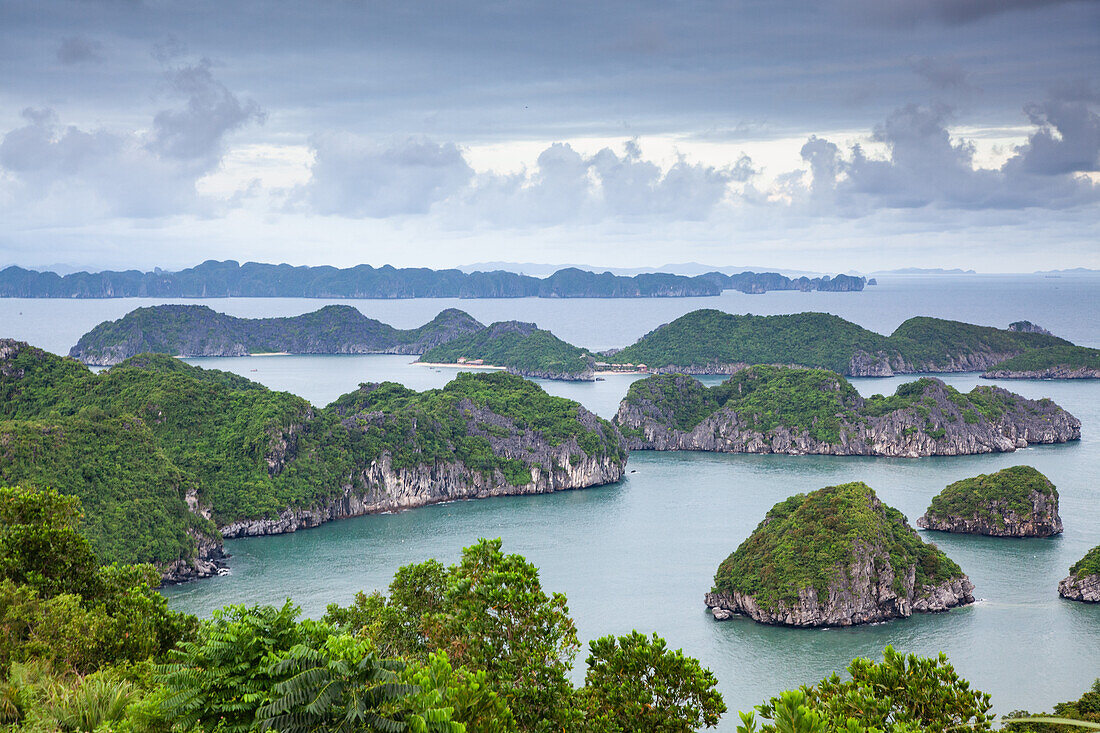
2,274,1098,726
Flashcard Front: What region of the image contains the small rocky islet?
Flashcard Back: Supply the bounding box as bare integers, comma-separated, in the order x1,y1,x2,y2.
1059,546,1100,603
917,465,1063,537
705,482,974,627
614,366,1080,457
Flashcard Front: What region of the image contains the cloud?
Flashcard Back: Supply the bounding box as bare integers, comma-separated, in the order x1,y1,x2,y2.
788,100,1099,212
56,36,104,65
0,61,264,220
457,141,739,226
301,135,474,218
148,59,265,166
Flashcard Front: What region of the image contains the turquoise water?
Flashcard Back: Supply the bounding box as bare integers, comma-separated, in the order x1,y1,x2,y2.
2,274,1098,726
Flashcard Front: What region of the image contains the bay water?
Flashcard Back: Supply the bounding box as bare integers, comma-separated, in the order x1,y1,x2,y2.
2,274,1098,725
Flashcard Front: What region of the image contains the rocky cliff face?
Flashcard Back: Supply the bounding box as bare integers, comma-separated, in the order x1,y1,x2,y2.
221,450,622,538
705,545,974,627
917,488,1063,537
846,350,1025,377
221,397,625,538
1059,573,1100,603
982,366,1100,379
616,376,1079,457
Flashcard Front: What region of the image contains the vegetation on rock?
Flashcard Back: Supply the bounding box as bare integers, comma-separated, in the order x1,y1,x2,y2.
919,465,1060,535
608,310,1071,375
714,482,966,611
1070,546,1100,579
984,345,1100,375
418,321,594,378
70,304,485,365
615,366,1077,456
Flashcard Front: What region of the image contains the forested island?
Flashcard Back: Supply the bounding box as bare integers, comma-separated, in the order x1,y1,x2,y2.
72,304,1097,383
614,366,1080,456
0,260,865,298
0,340,626,581
981,345,1100,379
418,320,595,380
917,466,1063,537
706,482,974,626
606,310,1077,377
70,304,484,365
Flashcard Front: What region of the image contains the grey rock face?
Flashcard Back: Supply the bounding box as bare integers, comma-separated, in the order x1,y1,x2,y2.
704,543,975,627
616,377,1079,457
917,489,1063,537
221,399,625,538
1059,573,1100,603
982,366,1100,379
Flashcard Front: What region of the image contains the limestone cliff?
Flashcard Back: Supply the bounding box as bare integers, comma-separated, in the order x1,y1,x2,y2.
615,368,1079,457
1059,546,1100,603
917,465,1063,537
707,482,974,627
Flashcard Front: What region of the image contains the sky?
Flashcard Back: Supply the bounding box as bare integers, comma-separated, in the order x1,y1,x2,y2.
0,0,1098,273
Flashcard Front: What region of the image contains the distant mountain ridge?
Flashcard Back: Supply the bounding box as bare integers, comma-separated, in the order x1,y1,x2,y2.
0,260,865,298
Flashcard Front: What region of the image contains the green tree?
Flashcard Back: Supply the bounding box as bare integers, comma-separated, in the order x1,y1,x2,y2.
158,601,313,733
258,634,457,733
401,651,517,733
578,631,726,732
738,647,992,733
0,486,102,600
424,539,579,733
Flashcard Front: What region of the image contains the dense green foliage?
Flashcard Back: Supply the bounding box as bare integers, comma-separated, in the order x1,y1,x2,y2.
924,466,1057,528
619,366,1028,445
0,343,623,568
738,646,994,733
987,345,1100,373
331,371,624,480
1069,545,1100,580
715,483,965,610
0,418,210,566
608,309,1070,373
888,316,1066,366
579,631,726,732
0,487,195,674
612,311,892,372
419,322,593,376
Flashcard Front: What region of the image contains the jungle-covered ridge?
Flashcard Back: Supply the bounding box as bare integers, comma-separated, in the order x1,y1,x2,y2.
0,260,865,298
606,310,1076,376
0,340,625,573
69,304,1092,382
